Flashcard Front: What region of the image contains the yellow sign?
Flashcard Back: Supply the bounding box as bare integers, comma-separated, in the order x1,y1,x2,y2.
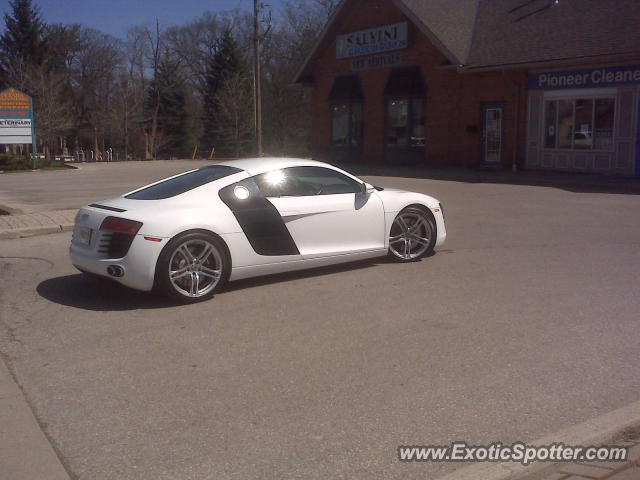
0,88,31,110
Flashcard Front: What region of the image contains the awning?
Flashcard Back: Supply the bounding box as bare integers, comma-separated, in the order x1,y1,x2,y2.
328,75,363,101
384,66,425,96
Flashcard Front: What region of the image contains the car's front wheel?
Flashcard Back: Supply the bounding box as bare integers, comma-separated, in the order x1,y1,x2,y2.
388,206,436,262
155,232,230,303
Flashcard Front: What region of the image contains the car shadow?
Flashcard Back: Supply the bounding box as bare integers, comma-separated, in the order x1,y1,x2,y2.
221,257,385,292
36,274,172,311
36,256,417,311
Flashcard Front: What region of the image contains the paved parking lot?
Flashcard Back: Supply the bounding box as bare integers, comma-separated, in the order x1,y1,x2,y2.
0,160,214,213
1,167,640,479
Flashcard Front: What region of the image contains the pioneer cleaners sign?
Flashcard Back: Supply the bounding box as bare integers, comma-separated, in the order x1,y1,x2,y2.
529,65,640,89
337,22,408,59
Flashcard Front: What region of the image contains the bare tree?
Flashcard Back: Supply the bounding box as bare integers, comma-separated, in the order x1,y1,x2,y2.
0,1,338,162
215,71,254,157
143,20,164,159
69,28,122,157
315,0,340,18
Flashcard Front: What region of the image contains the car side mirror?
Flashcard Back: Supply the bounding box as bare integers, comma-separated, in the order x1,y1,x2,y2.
363,182,377,194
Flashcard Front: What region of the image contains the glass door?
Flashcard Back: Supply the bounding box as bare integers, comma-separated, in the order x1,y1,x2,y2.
482,103,504,164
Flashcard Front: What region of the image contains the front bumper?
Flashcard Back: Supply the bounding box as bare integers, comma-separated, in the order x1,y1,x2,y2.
433,206,447,248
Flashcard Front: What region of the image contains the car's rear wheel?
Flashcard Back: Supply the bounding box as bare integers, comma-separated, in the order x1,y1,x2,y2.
388,206,436,262
155,232,230,303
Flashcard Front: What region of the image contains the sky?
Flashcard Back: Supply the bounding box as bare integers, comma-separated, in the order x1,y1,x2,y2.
0,0,289,38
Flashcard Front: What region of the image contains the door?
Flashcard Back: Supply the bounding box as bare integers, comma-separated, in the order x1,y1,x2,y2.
254,166,386,258
636,97,640,176
482,102,505,164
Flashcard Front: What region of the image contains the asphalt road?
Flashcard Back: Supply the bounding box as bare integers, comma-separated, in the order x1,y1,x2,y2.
1,170,640,479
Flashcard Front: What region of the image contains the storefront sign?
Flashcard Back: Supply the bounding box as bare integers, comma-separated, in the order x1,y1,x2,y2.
0,118,32,143
351,53,402,71
0,88,35,145
337,22,408,59
529,65,640,90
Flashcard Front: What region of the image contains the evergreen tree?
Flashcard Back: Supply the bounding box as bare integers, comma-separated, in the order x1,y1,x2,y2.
201,29,247,155
146,58,189,158
0,0,47,85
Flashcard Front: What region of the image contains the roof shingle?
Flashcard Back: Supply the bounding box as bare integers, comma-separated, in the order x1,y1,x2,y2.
466,0,640,68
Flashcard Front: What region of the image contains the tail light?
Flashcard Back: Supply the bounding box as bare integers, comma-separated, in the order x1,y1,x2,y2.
99,216,143,235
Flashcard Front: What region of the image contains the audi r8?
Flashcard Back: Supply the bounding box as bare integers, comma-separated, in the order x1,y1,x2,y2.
70,158,446,302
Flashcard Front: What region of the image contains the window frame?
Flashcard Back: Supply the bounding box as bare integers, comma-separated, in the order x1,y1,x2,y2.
541,94,616,152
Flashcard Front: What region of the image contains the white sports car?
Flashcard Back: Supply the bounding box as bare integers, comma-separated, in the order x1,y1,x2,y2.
70,158,446,302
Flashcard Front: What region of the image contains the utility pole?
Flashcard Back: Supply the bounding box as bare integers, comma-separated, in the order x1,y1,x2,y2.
253,0,263,156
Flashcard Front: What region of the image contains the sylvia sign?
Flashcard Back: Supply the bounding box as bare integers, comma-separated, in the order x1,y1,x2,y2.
337,22,408,59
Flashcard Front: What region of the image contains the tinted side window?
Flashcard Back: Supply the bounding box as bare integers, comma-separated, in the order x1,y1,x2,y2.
254,166,362,197
125,166,242,200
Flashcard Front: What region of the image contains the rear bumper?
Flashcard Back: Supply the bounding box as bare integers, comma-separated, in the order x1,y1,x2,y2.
70,234,165,292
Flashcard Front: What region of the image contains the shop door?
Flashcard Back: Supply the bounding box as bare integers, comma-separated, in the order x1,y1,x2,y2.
636,98,640,176
482,103,505,164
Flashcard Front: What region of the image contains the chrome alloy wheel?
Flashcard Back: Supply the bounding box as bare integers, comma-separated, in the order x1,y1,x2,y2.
168,239,223,298
389,211,432,260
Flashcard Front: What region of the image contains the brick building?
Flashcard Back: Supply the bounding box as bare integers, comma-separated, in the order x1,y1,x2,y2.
294,0,640,176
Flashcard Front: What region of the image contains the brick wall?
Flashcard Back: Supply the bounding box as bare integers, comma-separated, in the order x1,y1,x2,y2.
306,0,528,168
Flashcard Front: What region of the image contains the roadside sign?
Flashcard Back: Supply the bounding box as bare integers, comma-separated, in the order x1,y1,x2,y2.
0,88,37,168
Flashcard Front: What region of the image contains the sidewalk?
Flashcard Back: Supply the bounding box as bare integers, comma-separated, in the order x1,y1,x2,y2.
0,209,76,239
533,436,640,480
340,164,640,194
439,401,640,480
0,359,70,479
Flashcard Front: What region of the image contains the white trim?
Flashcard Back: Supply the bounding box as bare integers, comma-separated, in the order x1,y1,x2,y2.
543,88,617,98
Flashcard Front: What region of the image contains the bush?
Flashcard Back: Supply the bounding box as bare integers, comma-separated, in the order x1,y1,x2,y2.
0,154,66,171
0,154,32,171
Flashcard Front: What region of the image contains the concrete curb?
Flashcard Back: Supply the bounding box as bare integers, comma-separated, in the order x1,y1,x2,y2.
0,358,71,480
0,223,74,240
0,203,24,215
437,400,640,480
0,208,76,240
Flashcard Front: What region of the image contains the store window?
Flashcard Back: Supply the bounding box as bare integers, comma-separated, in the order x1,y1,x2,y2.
543,96,615,150
331,103,362,148
386,98,425,147
329,76,363,150
385,67,425,150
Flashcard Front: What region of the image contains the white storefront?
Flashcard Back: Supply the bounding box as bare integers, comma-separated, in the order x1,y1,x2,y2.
526,64,640,176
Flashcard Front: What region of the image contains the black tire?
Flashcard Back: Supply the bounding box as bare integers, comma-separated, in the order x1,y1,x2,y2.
387,206,436,262
154,231,230,303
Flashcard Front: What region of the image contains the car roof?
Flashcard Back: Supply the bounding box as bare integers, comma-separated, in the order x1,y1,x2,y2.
217,157,329,176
